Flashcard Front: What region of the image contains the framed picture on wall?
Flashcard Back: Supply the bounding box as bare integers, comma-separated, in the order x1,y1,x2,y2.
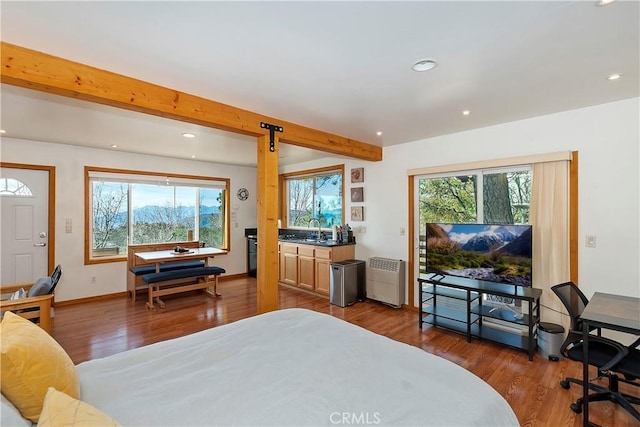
350,187,364,203
350,167,364,183
350,206,364,222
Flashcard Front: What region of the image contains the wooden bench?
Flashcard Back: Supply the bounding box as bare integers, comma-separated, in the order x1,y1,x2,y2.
143,266,226,309
127,241,203,301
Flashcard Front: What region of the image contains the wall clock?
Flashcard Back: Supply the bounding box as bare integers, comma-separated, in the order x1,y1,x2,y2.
237,188,249,201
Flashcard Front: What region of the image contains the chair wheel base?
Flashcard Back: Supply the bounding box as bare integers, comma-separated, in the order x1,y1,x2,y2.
560,380,570,389
571,401,583,414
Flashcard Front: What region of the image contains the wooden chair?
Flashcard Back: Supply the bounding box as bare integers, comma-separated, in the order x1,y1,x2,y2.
0,265,62,334
1,283,53,332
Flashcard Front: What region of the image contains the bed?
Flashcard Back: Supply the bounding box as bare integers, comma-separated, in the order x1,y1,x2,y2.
1,308,518,426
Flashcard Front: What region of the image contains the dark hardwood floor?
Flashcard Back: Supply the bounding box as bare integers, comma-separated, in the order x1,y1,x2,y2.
51,278,638,427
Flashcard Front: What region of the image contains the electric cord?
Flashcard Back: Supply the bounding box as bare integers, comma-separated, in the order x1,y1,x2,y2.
540,304,570,317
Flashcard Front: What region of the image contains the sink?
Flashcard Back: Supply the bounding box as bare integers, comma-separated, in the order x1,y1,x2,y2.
304,238,318,242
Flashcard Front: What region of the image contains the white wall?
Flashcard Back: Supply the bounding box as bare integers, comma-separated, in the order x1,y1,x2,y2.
1,138,257,302
3,98,638,305
284,98,640,305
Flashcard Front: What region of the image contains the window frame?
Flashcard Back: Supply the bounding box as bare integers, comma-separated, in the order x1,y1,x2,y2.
84,166,230,265
418,164,532,226
279,165,345,231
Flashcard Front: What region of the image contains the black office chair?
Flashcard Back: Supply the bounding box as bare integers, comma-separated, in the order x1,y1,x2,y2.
571,339,640,421
551,282,630,413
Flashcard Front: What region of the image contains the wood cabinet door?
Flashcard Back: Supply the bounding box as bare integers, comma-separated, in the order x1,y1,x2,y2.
278,247,285,283
315,258,331,295
298,256,315,290
282,253,298,286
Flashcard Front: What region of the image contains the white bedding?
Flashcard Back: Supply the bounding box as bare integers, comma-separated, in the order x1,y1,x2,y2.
77,308,518,426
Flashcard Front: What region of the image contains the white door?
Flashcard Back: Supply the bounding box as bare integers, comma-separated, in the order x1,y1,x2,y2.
1,167,49,284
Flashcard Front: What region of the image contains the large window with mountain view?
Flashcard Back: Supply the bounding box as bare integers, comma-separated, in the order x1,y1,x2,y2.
281,165,344,230
86,167,229,263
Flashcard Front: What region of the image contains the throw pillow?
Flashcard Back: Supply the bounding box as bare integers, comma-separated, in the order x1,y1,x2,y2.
37,388,120,427
0,312,80,422
27,277,53,297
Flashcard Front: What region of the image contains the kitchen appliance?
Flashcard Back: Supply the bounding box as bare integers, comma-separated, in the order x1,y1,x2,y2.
245,228,257,278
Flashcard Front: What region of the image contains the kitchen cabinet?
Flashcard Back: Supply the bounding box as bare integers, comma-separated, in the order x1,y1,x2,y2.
314,248,332,295
297,245,315,290
277,241,355,296
280,243,298,287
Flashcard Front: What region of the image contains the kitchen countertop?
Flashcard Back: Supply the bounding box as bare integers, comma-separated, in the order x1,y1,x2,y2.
278,238,355,247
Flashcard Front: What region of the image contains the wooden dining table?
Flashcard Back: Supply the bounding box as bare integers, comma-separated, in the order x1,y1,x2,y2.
135,247,227,308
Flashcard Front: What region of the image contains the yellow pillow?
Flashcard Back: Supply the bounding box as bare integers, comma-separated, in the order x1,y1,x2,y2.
37,388,120,427
0,311,80,422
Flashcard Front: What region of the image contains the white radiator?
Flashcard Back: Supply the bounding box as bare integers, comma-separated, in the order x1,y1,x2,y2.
366,257,405,308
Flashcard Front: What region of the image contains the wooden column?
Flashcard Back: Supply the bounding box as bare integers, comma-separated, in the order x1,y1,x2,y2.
256,135,280,313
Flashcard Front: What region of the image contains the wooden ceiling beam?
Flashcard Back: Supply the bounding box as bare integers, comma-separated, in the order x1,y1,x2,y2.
1,42,382,162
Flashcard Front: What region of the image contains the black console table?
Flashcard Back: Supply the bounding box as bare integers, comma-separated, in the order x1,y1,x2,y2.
418,273,542,360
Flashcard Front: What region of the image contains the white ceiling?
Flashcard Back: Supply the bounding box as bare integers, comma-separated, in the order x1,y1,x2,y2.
1,1,638,167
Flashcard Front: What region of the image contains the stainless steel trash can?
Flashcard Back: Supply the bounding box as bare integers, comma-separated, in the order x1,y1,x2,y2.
538,322,565,360
330,260,365,307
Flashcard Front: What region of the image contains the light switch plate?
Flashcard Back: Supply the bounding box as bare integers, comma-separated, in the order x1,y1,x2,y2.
586,235,596,247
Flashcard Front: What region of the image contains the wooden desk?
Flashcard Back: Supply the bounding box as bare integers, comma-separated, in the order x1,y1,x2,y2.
580,292,640,426
135,247,227,308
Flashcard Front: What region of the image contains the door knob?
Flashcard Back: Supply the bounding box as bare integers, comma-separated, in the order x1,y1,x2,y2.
34,242,47,247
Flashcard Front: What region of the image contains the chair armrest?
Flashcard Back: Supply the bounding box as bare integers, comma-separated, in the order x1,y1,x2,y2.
561,330,629,372
0,282,34,294
0,294,53,333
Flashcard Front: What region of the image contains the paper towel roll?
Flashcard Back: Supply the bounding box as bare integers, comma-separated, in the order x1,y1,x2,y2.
332,225,338,241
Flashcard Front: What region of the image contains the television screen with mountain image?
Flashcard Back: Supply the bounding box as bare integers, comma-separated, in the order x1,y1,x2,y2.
426,223,532,287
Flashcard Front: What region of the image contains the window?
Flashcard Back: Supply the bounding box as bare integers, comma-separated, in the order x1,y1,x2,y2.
86,167,229,262
418,166,531,273
419,166,531,227
281,165,344,230
0,178,33,196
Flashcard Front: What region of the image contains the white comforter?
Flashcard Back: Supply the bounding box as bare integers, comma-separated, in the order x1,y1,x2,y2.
77,308,518,426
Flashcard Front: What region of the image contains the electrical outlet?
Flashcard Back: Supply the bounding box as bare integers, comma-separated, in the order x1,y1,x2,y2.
400,227,406,236
358,226,366,233
90,276,96,284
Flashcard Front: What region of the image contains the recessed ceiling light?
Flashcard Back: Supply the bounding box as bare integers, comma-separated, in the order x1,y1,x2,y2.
110,144,118,148
412,58,438,72
0,129,6,134
376,131,383,136
191,155,196,159
182,133,196,138
462,110,470,116
607,73,622,80
595,0,615,6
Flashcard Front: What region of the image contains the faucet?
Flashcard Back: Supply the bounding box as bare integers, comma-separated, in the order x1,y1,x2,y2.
308,218,322,240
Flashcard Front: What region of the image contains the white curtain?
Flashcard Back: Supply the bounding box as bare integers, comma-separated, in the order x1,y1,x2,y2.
530,160,571,331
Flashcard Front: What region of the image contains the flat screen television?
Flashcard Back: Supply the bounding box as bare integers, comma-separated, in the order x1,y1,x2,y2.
425,223,532,287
